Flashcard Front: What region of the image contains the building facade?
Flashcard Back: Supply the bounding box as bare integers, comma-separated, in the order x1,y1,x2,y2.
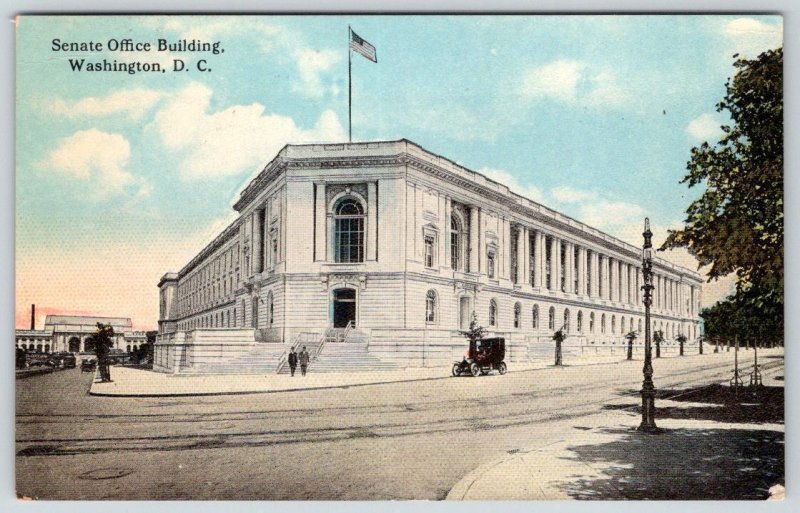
15,315,147,353
156,140,702,371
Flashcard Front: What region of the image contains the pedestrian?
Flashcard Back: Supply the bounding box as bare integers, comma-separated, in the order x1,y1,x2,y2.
288,347,298,377
299,346,310,376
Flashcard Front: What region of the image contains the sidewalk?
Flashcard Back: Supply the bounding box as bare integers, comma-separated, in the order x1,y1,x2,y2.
447,357,785,500
89,351,661,397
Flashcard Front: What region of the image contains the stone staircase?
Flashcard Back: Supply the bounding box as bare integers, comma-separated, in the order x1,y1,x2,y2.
279,324,397,374
180,343,287,375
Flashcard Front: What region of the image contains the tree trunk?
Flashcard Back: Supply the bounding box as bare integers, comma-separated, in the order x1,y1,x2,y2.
699,338,703,354
627,339,633,360
656,340,661,358
680,341,684,356
555,340,562,366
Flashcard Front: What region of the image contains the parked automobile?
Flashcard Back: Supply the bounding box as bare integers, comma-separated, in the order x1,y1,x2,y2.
106,349,131,365
61,353,77,368
81,359,97,373
452,337,507,377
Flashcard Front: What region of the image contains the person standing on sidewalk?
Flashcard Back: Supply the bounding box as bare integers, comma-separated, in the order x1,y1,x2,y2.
299,346,310,376
288,347,298,377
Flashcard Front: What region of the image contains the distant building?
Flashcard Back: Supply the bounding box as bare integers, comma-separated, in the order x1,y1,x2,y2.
14,315,147,353
156,140,703,372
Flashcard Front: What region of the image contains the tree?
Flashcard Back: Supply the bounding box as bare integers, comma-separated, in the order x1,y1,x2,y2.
676,333,688,357
661,48,783,340
625,330,637,360
552,326,566,366
92,322,115,382
460,312,487,345
653,330,664,358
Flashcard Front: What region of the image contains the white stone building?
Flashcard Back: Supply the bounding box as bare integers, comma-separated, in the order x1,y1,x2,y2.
15,315,147,353
155,140,702,372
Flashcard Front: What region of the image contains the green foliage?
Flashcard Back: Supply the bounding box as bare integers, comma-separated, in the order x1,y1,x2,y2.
701,293,783,346
461,312,487,344
93,323,115,382
661,48,783,323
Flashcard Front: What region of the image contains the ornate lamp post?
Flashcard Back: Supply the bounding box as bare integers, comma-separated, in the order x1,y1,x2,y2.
638,218,660,433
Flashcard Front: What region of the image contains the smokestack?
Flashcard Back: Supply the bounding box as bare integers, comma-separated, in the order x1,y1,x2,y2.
30,304,35,330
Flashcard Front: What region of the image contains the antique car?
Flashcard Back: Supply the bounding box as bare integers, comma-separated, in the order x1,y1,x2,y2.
81,359,97,373
452,337,507,377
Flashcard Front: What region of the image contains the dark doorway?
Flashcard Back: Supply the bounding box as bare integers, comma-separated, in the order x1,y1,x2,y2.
333,288,356,328
68,337,81,352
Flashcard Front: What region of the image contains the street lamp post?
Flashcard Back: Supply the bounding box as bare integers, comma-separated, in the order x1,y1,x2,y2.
638,218,660,433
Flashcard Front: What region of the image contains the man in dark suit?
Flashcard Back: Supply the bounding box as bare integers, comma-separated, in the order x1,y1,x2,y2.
299,346,310,376
288,347,298,376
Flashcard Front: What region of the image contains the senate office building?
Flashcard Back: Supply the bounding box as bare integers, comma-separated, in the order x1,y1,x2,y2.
155,139,703,373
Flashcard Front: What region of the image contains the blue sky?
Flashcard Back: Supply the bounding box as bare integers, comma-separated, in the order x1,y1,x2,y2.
15,15,783,328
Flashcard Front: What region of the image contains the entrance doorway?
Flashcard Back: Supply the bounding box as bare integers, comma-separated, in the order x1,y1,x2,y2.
459,297,472,329
68,337,81,352
333,288,356,328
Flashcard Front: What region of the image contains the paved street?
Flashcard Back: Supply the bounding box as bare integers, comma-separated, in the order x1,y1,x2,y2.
16,349,784,500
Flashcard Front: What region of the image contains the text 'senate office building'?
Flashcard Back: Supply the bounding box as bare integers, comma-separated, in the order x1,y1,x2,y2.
155,140,702,373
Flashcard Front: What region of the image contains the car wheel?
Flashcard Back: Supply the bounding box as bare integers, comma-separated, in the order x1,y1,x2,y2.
498,362,507,375
452,363,461,377
469,363,480,377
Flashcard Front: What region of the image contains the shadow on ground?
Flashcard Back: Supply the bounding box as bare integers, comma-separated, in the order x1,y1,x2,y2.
609,385,783,425
558,426,784,500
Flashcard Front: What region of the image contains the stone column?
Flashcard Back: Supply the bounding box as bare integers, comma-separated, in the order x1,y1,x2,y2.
314,183,326,261
502,217,511,280
608,258,617,302
549,236,559,291
469,207,479,273
620,262,628,304
367,181,378,261
578,247,587,296
601,255,610,299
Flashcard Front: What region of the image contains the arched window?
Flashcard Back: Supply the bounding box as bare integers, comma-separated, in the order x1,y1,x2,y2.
133,345,138,352
126,344,131,353
638,319,643,333
601,314,606,334
334,197,365,263
611,315,616,334
621,317,627,334
532,305,539,328
489,299,498,327
44,344,50,353
577,311,583,333
590,312,595,333
425,290,437,323
548,307,555,330
514,303,521,329
450,215,462,271
564,309,571,332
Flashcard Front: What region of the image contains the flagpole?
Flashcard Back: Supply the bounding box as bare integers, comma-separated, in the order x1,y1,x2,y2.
348,25,352,143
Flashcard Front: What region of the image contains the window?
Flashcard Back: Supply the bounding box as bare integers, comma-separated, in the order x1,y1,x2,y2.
545,237,553,289
611,315,616,334
272,237,278,265
268,292,274,326
529,234,536,286
586,251,592,296
564,309,570,332
560,243,566,292
489,300,498,327
577,311,583,333
510,229,519,284
548,307,555,330
450,216,461,271
532,305,539,328
621,317,626,334
599,258,605,297
487,251,496,279
638,319,642,333
601,313,606,334
424,235,435,268
574,246,579,294
514,303,521,329
334,198,365,263
589,312,595,333
425,290,437,323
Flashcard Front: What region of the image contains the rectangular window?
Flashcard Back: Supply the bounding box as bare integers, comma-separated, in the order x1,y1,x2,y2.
574,247,580,294
487,252,495,279
560,243,566,292
424,235,435,268
599,259,605,298
545,238,552,289
450,232,459,270
586,251,592,296
529,233,536,286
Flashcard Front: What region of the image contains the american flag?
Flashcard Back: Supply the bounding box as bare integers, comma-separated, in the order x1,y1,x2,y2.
350,30,377,63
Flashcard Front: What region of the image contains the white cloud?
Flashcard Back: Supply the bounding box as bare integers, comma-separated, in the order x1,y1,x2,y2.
478,167,543,203
293,48,343,97
579,200,645,230
49,88,164,120
551,185,598,204
724,17,783,59
520,59,627,108
686,113,724,142
150,82,346,180
39,129,145,197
